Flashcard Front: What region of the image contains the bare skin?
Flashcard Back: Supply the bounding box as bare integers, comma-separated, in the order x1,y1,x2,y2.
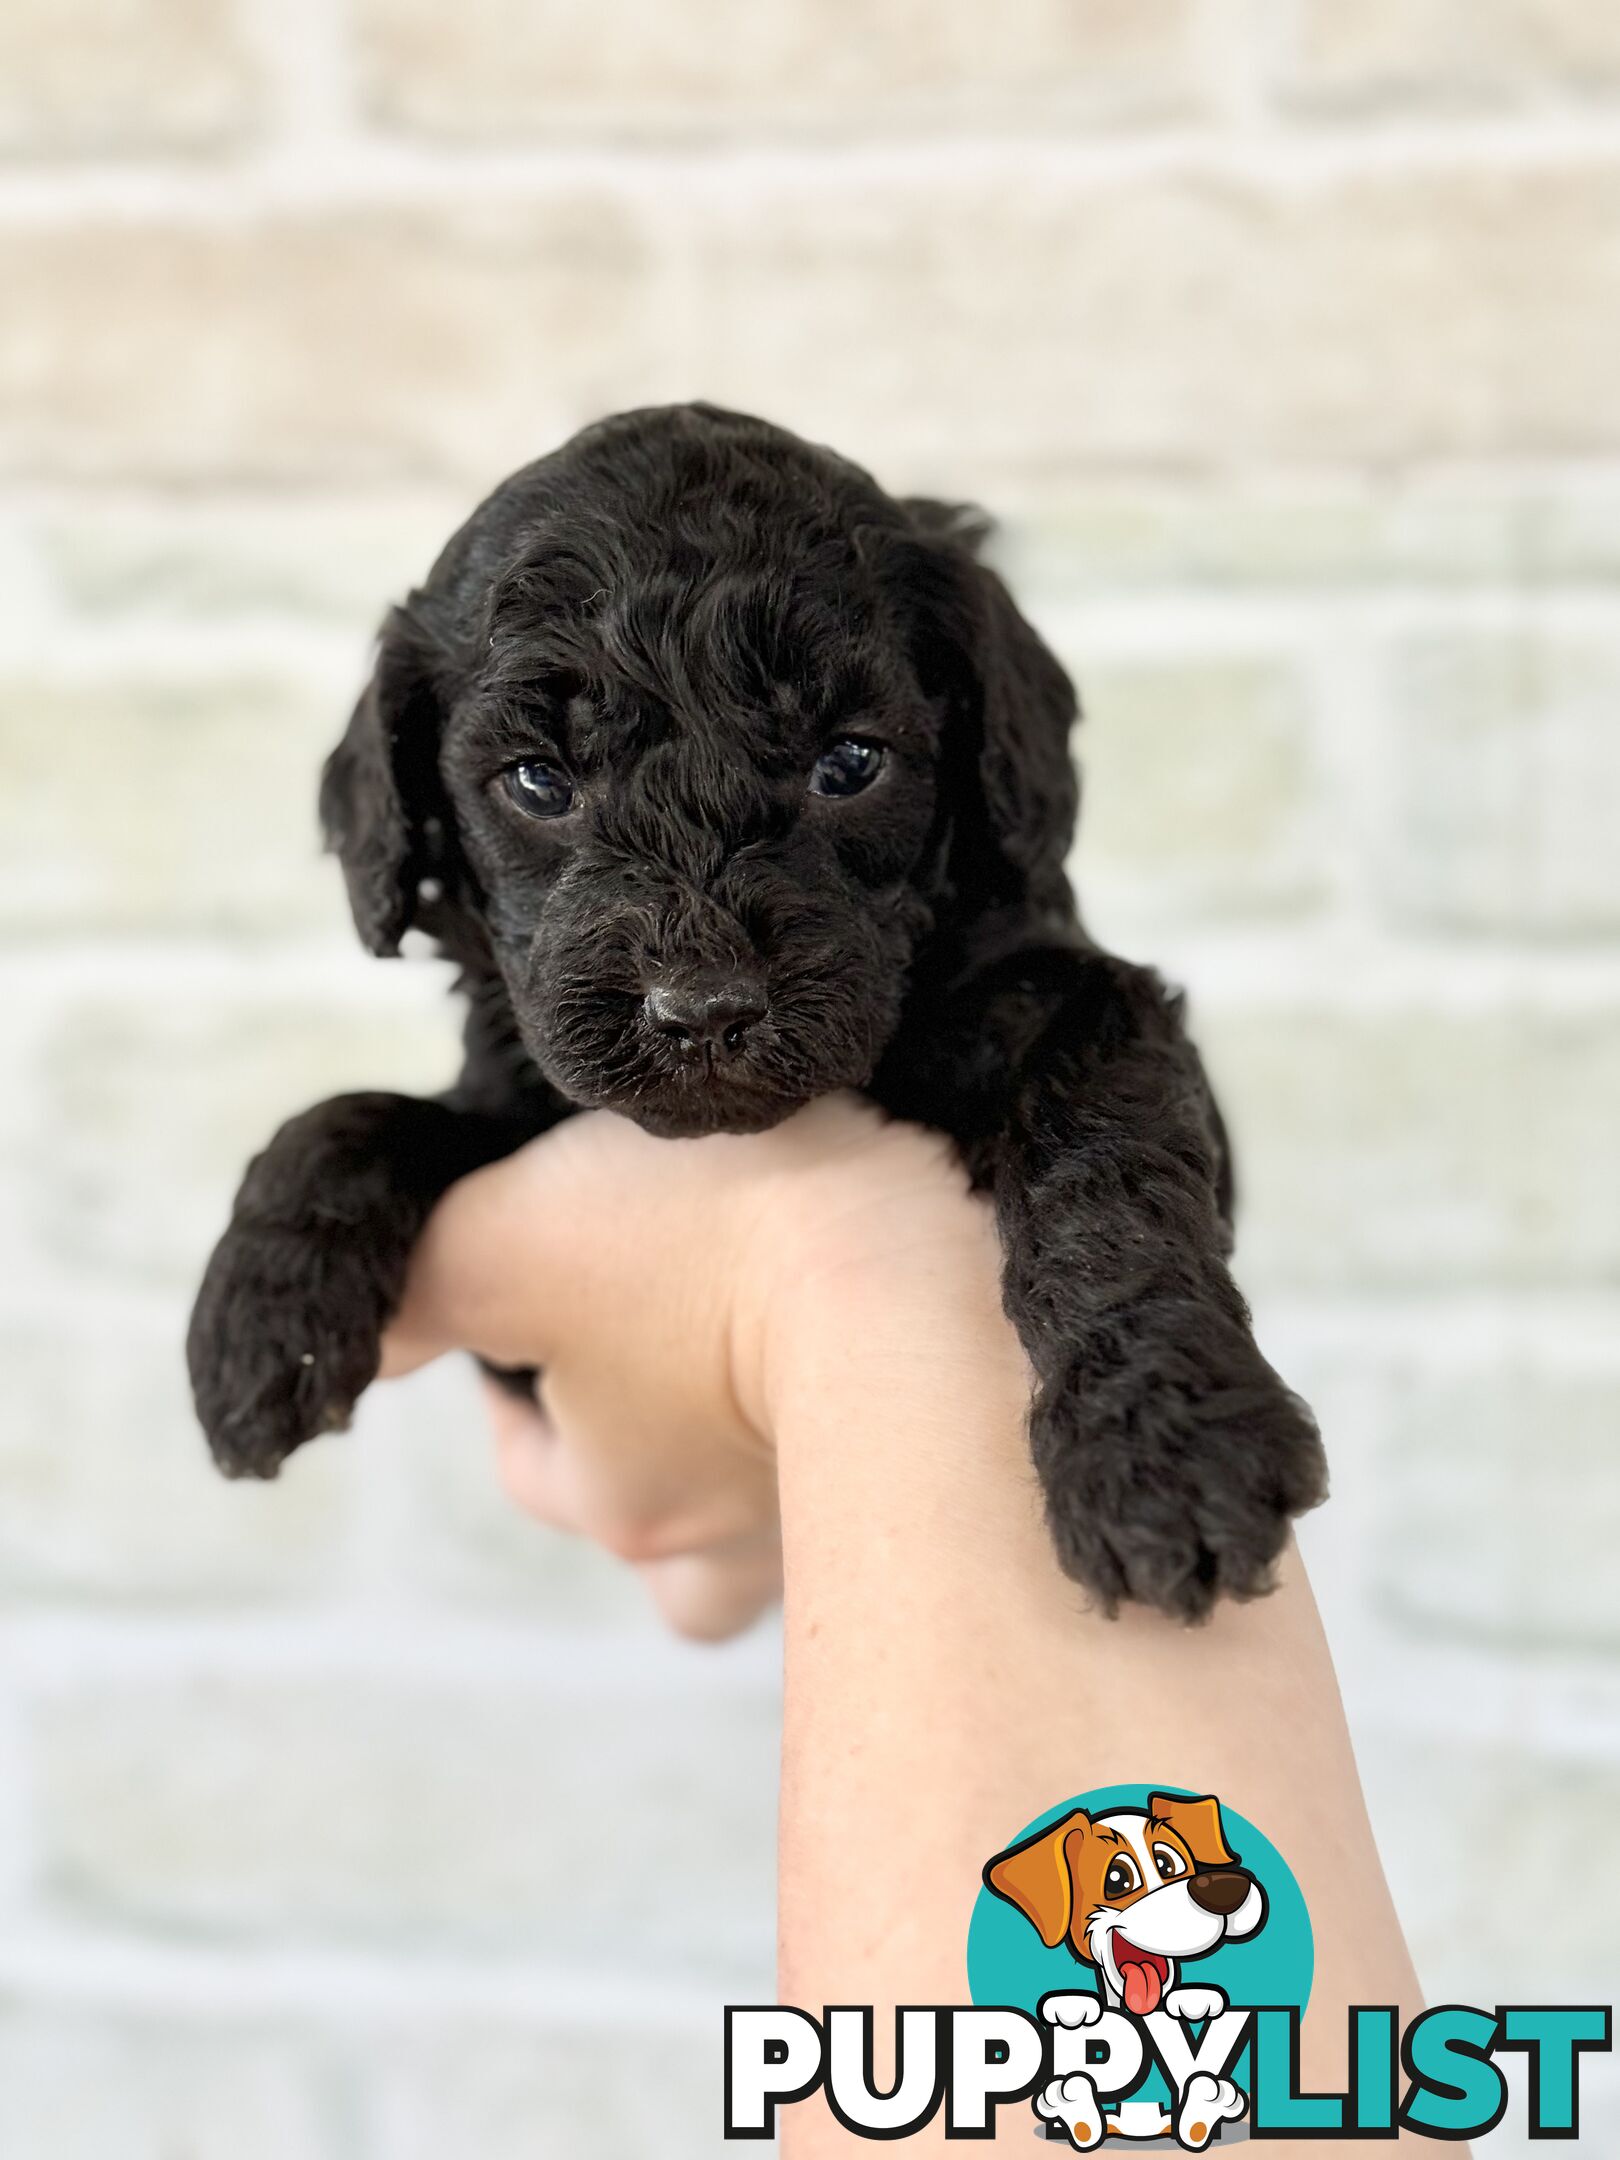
382,1095,1436,2154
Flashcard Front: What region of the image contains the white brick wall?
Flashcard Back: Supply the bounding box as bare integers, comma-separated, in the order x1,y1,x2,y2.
1,2,1617,2153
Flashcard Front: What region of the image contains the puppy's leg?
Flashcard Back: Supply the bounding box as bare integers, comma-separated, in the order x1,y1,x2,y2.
990,950,1326,1620
188,1092,543,1478
1162,1985,1227,2024
1174,2072,1246,2149
1034,2071,1106,2149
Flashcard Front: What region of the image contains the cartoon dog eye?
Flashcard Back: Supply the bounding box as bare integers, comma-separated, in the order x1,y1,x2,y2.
1102,1856,1140,1899
1151,1843,1189,1882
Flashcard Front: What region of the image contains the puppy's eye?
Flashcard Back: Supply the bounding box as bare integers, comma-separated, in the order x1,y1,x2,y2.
808,738,884,799
502,760,576,819
1152,1844,1187,1882
1103,1857,1140,1900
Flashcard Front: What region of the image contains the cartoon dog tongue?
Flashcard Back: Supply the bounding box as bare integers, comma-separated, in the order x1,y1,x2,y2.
1115,1941,1166,2016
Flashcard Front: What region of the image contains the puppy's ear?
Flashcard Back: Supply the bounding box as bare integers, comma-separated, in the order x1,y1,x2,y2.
1147,1792,1237,1872
983,1808,1094,1951
894,501,1079,915
320,603,448,957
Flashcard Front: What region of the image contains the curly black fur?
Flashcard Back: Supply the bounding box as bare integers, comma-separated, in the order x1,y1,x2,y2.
188,403,1326,1620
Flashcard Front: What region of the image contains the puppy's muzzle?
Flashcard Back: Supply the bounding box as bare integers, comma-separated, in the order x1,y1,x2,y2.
644,976,768,1062
1186,1867,1253,1917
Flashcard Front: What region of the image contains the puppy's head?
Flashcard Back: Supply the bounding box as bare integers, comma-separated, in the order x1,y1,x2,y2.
984,1794,1266,2013
321,404,1078,1136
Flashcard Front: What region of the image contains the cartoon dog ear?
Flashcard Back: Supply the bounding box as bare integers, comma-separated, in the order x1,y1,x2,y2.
1147,1793,1237,1872
895,500,1080,917
983,1810,1095,1951
319,602,451,957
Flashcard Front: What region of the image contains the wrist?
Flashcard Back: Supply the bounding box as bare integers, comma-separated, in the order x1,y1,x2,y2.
742,1171,1030,1463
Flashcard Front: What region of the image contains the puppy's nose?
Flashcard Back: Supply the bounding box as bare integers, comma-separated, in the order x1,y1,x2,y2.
1187,1868,1252,1916
644,980,767,1059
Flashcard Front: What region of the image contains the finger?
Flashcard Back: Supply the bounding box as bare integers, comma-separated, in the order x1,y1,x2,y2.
391,1143,579,1375
482,1377,583,1533
489,1389,724,1563
376,1317,447,1381
635,1531,784,1644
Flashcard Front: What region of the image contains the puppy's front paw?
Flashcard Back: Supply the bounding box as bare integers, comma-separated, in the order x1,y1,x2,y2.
1035,2073,1104,2150
187,1220,395,1479
1034,1325,1328,1622
1164,1985,1227,2024
1041,1991,1104,2030
1175,2072,1246,2148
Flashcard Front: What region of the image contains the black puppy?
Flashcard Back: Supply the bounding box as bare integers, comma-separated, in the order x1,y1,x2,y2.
189,403,1325,1620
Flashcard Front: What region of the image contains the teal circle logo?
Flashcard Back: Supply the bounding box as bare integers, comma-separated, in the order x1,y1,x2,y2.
967,1784,1312,2126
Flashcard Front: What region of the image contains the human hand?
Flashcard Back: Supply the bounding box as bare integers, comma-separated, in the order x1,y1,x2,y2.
377,1092,1422,2160
378,1093,1000,1640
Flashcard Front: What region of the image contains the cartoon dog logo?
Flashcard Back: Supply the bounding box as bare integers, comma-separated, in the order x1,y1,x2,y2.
984,1792,1267,2148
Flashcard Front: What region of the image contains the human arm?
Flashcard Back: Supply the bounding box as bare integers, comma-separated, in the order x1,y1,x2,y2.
767,1213,1422,2150
379,1097,1429,2153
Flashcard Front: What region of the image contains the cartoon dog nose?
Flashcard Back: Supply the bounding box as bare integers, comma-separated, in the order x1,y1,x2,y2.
1187,1868,1252,1916
644,980,767,1059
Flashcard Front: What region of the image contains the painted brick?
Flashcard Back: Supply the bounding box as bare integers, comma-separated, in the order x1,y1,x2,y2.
1370,1357,1620,1654
1370,629,1620,937
1270,0,1515,112
1524,0,1620,81
32,1666,778,1978
1071,653,1325,926
688,165,1620,477
1528,482,1620,579
11,975,462,1291
987,481,1528,597
354,0,1206,141
0,0,255,156
1272,0,1620,112
30,482,1619,653
29,495,461,629
7,167,1620,487
1357,1727,1620,2004
0,675,350,938
0,206,658,487
983,475,1620,598
370,2020,727,2160
1202,1002,1620,1290
0,1313,356,1605
367,1356,657,1625
0,2007,348,2160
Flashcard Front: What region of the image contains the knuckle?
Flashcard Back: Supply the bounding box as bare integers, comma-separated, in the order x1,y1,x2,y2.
596,1514,668,1565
